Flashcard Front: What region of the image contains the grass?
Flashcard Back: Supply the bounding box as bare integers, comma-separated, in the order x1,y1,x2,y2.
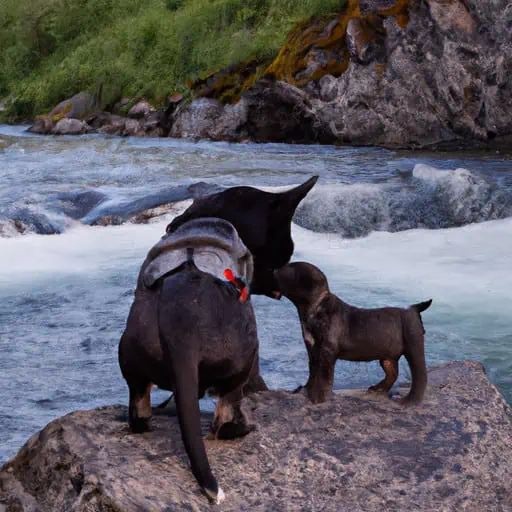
0,0,343,121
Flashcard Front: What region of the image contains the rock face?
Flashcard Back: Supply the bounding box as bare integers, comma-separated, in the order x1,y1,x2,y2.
1,361,511,511
319,0,512,147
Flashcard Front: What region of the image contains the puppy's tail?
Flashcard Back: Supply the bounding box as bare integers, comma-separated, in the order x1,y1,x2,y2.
410,299,432,335
411,299,432,313
158,278,224,505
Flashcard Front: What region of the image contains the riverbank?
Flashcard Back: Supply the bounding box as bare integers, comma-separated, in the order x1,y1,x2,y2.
7,0,512,149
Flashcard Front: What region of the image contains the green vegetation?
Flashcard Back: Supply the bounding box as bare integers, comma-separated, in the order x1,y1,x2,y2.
0,0,342,121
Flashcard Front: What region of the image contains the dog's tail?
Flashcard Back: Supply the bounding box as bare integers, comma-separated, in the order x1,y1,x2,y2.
410,299,432,335
158,277,225,505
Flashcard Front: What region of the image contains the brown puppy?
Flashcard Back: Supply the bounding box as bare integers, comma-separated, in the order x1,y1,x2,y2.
274,262,432,405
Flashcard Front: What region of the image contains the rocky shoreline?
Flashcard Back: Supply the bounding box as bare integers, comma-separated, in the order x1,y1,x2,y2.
1,361,511,511
22,0,512,150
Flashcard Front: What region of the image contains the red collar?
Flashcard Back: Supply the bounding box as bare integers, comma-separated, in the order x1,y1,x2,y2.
224,269,249,303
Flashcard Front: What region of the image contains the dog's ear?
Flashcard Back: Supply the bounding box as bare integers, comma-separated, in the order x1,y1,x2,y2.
273,176,318,217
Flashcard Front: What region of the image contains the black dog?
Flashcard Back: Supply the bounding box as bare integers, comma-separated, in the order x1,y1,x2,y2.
274,262,432,405
119,218,264,504
166,176,319,298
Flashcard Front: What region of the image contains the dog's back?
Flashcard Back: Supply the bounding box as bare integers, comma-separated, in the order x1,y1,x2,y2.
158,264,258,389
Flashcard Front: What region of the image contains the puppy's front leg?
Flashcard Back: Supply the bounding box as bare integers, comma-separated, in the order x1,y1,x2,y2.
306,345,336,404
293,326,317,394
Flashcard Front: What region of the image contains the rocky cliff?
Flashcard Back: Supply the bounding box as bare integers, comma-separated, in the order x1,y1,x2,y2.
1,361,511,511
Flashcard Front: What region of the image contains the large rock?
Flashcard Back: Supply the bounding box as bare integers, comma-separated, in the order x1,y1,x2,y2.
169,97,226,139
28,92,97,135
1,361,511,511
51,118,90,135
127,98,156,119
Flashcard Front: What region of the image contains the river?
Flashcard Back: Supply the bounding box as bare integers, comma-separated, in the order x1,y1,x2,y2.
1,125,511,464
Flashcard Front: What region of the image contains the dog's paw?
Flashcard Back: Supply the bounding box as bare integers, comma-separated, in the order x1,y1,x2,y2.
392,395,420,407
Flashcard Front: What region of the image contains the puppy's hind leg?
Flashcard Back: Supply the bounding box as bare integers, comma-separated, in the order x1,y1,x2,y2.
368,359,398,394
399,320,427,406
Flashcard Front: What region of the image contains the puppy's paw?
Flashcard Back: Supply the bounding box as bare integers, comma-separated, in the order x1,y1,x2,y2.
367,385,389,394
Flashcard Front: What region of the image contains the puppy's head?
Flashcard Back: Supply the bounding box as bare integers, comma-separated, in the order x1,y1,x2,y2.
274,262,329,307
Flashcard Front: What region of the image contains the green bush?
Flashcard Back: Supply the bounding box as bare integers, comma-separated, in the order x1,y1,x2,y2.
0,0,343,120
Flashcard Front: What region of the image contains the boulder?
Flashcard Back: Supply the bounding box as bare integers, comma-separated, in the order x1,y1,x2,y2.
48,92,96,122
94,113,127,136
51,118,90,135
127,99,156,119
122,118,143,137
1,361,511,511
169,97,225,139
28,92,97,135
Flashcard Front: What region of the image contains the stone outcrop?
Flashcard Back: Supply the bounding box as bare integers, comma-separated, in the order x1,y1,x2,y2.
1,361,511,511
170,79,336,144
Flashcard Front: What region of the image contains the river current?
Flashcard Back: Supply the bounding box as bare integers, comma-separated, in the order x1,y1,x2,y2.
1,125,511,463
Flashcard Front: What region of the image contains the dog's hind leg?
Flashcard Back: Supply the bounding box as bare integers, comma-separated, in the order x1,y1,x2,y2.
368,359,398,394
243,352,268,395
128,381,153,433
210,384,256,440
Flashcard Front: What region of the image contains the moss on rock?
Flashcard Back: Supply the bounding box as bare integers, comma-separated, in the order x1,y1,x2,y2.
188,58,273,104
261,0,409,86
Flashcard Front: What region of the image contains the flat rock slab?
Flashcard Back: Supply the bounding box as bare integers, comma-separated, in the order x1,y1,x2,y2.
1,361,511,511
